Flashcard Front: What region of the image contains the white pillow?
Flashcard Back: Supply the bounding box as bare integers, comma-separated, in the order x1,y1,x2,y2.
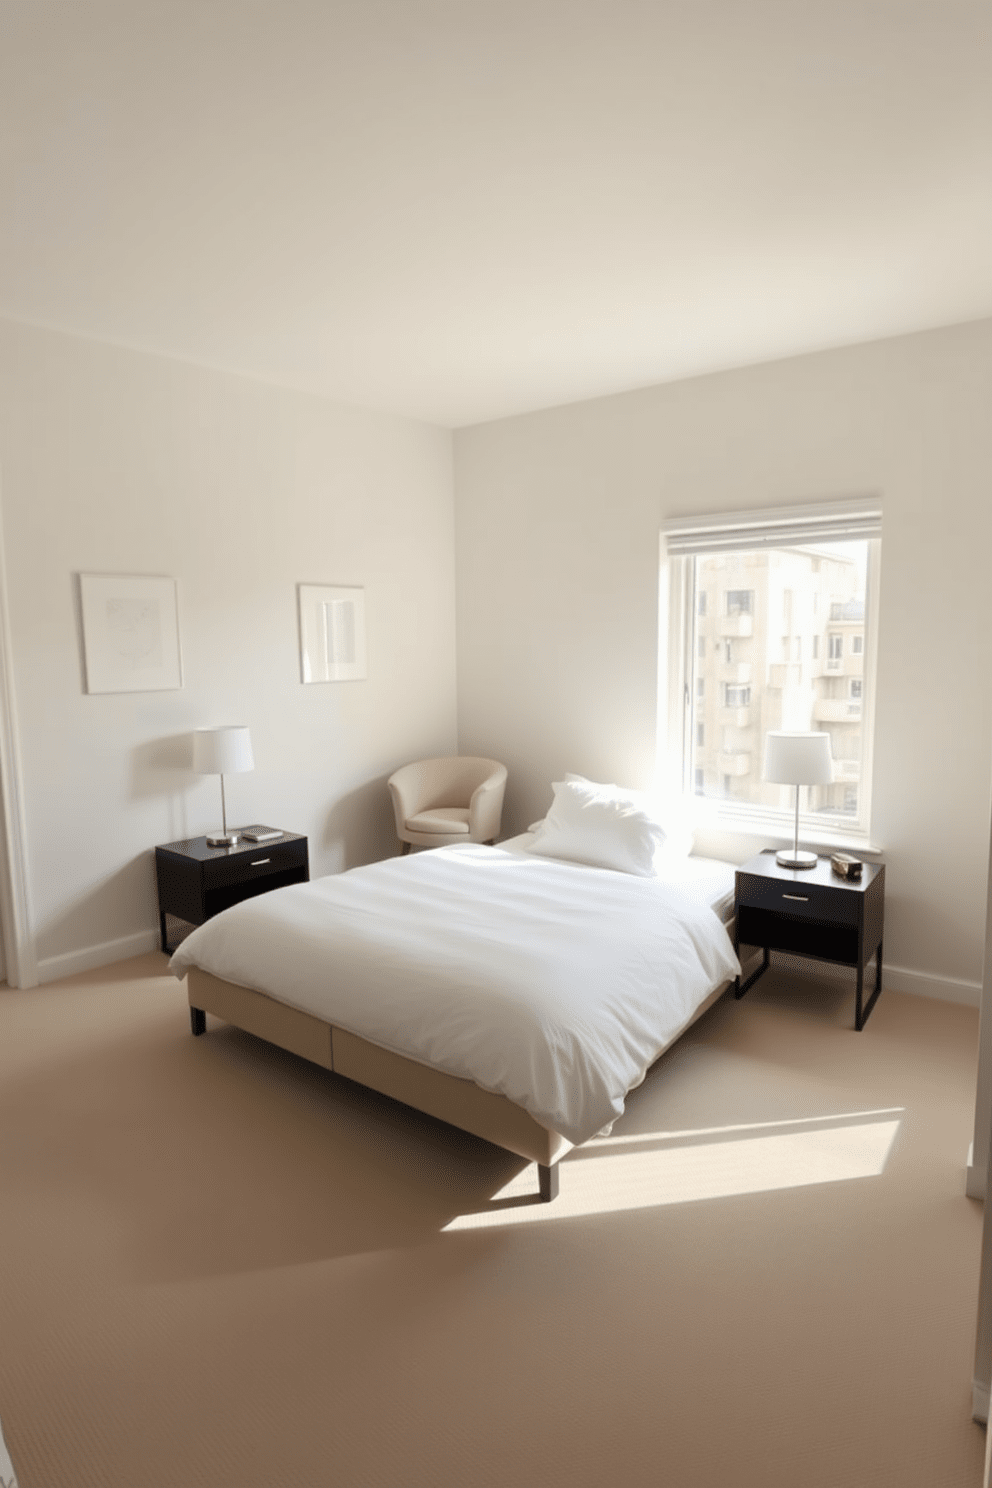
564,775,694,860
525,775,685,876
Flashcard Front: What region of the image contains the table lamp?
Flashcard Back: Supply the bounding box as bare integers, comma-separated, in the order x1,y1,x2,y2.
193,726,254,846
763,730,833,868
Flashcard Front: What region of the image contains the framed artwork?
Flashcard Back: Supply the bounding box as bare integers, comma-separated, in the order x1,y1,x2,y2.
298,584,367,683
79,573,183,694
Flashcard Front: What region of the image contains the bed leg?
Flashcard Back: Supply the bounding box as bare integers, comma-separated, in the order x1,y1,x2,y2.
538,1162,559,1203
190,1007,206,1036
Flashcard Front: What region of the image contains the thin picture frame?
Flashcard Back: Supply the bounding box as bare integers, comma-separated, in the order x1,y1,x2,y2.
298,584,367,683
79,573,183,694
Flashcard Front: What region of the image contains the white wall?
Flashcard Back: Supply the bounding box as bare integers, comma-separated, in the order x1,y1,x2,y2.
455,318,992,1005
0,319,457,982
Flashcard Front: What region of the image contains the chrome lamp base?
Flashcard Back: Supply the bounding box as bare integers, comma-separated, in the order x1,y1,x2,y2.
206,829,240,848
776,848,818,869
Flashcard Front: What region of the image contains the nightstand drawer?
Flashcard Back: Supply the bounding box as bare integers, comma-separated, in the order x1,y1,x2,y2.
202,838,308,888
735,874,859,927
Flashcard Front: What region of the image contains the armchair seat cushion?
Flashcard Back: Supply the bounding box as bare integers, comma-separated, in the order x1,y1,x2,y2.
407,808,471,834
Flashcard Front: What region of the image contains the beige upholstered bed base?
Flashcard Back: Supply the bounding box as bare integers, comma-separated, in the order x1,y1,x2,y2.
187,966,732,1201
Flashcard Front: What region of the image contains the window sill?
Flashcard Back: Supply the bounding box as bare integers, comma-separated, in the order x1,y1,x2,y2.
690,804,882,859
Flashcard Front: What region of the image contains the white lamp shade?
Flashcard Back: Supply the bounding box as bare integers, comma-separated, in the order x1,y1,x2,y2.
193,726,254,776
763,731,833,787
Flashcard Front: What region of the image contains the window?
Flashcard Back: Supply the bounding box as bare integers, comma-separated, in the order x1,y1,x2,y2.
696,721,705,747
697,592,707,617
663,496,881,836
697,634,706,660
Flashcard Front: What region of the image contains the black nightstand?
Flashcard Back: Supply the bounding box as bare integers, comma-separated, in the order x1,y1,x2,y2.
155,828,309,954
734,850,884,1030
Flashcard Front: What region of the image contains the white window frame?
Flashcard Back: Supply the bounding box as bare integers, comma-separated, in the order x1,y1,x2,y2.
660,496,882,845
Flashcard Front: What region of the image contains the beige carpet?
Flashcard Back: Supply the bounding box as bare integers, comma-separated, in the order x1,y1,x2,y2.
0,952,985,1487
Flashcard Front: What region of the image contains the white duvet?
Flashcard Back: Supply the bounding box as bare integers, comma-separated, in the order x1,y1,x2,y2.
170,843,740,1147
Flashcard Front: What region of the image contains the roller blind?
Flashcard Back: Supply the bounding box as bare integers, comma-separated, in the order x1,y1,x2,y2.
663,496,882,556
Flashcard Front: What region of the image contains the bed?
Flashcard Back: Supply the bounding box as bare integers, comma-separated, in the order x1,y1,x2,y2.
170,785,741,1202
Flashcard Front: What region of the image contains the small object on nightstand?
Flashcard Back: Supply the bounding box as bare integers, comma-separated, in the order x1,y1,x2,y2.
242,828,283,842
830,852,863,880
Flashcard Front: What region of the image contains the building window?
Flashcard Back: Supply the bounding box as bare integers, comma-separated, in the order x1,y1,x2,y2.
697,592,707,617
696,722,705,747
663,497,881,837
698,634,706,660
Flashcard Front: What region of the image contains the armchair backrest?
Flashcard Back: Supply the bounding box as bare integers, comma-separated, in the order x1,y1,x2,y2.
388,757,507,832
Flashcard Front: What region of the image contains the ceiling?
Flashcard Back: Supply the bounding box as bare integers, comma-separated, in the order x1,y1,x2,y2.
2,1,990,428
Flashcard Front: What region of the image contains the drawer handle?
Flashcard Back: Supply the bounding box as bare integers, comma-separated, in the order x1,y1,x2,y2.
781,893,810,902
250,858,271,867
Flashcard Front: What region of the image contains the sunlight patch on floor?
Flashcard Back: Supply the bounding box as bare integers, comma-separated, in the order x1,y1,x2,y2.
444,1109,903,1230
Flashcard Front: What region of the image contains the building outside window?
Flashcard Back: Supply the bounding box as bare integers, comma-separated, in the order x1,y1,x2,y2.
663,498,880,835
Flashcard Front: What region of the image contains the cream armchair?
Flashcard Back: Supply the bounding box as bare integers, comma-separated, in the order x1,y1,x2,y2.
388,757,508,853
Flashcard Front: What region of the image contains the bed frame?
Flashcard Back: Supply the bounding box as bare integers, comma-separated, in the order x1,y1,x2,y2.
187,965,733,1203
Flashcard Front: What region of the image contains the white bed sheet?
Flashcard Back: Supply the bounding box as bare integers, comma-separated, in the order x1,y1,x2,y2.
170,842,740,1146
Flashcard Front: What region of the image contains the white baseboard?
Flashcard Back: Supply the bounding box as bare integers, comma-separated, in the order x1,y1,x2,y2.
36,928,161,985
883,962,981,1008
746,949,981,1009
